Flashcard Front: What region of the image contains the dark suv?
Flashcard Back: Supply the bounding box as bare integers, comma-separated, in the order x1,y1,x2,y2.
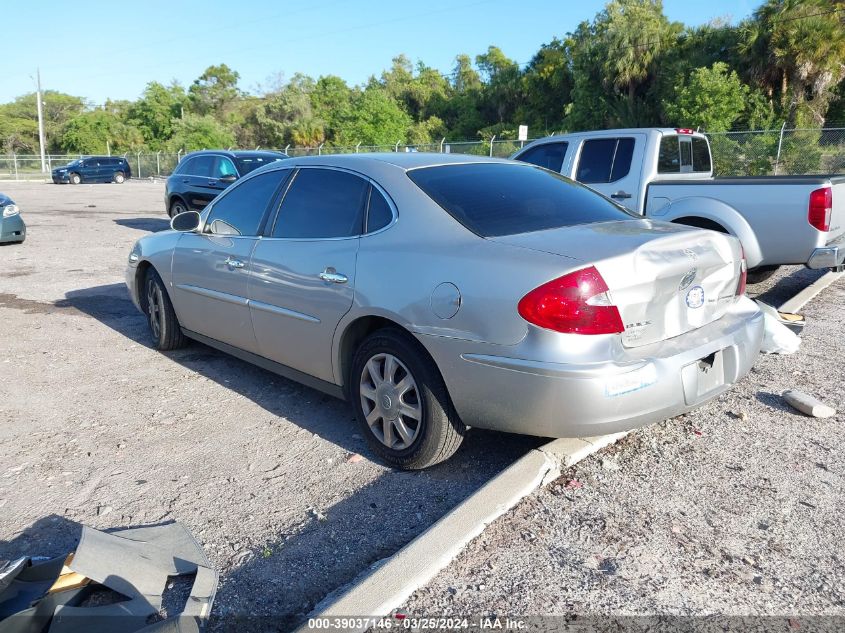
52,156,132,184
165,150,288,217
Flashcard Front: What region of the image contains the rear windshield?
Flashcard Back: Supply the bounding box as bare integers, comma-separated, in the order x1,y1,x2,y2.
235,154,284,175
408,163,636,237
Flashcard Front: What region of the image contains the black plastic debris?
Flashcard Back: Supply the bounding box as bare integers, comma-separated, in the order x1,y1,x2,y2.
0,522,217,633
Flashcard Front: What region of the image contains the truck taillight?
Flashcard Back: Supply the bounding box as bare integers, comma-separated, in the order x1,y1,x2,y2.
808,187,832,232
518,266,625,335
736,245,747,296
675,128,694,135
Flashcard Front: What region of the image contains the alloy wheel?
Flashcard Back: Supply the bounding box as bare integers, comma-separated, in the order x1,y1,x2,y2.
146,279,162,341
359,353,422,450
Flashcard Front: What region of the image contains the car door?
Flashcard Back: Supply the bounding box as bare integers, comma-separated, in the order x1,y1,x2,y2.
574,135,645,212
81,159,100,182
170,169,291,353
248,167,370,383
208,155,239,196
181,155,216,211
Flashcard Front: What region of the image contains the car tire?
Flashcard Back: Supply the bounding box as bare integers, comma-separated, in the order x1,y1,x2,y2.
69,173,81,185
144,268,187,351
169,199,188,218
351,328,464,470
746,265,779,285
113,171,125,184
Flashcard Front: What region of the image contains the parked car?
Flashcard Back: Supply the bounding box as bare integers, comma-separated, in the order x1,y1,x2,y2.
0,194,26,244
52,156,132,184
164,150,288,217
512,128,845,283
126,154,763,469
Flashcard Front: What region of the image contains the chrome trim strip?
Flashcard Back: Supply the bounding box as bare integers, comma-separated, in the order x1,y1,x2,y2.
249,299,320,323
175,283,249,306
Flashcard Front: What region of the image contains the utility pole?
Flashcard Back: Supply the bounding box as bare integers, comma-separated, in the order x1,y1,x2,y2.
35,68,46,174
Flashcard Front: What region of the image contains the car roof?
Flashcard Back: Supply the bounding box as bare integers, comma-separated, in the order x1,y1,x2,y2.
184,149,288,159
278,152,513,171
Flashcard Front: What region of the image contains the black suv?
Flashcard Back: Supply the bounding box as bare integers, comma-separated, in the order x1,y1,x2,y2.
165,150,288,217
52,156,132,184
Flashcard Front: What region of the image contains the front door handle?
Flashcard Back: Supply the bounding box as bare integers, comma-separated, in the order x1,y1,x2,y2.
319,268,348,284
225,257,245,269
611,190,632,199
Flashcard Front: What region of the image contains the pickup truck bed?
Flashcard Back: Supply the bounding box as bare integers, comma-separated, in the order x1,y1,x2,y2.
646,175,845,269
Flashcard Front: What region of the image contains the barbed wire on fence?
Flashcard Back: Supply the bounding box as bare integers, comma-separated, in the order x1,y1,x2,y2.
2,128,845,181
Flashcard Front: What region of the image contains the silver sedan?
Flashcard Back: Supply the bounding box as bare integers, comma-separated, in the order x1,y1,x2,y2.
126,153,764,469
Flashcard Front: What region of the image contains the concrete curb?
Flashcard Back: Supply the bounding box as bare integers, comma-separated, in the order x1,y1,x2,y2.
779,270,843,313
298,432,628,632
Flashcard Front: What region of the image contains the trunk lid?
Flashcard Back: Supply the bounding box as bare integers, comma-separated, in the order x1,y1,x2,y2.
491,219,741,347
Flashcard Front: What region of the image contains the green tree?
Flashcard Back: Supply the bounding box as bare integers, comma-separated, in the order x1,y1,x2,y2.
60,109,143,153
166,113,234,151
663,62,749,131
187,64,242,117
127,81,186,148
741,0,845,126
333,87,412,146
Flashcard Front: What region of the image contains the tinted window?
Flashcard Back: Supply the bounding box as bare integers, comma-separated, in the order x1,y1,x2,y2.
408,163,635,238
366,187,393,232
515,142,568,172
657,136,680,173
236,154,284,175
205,170,289,237
173,158,191,175
273,169,368,239
692,137,711,172
680,140,693,167
576,138,634,183
610,138,635,181
576,139,615,183
191,156,214,177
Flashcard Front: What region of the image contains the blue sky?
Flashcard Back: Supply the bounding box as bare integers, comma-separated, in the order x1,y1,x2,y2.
3,0,755,104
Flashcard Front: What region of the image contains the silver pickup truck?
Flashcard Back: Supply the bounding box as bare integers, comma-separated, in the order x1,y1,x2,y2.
513,128,845,282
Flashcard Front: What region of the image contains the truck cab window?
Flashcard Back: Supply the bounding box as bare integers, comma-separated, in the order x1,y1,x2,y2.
657,136,680,173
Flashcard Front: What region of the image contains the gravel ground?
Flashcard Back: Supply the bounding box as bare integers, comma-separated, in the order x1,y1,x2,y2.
401,266,845,622
0,181,541,631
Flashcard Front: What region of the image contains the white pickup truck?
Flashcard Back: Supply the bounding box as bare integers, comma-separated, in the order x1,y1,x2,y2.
512,128,845,282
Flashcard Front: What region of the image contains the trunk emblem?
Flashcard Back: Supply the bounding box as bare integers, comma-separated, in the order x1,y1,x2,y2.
686,286,705,309
679,269,697,290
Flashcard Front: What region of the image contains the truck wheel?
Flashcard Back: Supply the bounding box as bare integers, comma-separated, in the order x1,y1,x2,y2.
746,266,779,285
351,328,464,470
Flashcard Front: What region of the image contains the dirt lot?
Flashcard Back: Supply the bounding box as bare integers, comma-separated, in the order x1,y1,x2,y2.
0,181,541,630
2,180,842,630
402,271,845,623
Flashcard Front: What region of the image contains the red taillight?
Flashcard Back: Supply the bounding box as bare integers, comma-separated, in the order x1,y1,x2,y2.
675,128,694,135
736,245,747,296
809,187,832,232
518,266,625,335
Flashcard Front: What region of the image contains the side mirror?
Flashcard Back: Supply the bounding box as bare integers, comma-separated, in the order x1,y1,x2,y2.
219,174,237,183
170,210,201,232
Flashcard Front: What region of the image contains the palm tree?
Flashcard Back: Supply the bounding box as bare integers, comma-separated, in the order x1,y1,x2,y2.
741,0,845,126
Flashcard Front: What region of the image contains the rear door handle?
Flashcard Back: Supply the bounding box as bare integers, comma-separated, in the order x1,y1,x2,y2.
611,191,632,199
319,268,348,284
225,257,245,269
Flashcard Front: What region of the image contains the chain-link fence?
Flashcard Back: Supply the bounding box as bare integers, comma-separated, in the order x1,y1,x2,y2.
703,127,845,176
3,128,844,181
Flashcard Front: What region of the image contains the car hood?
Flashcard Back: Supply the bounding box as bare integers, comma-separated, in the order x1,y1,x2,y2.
0,194,12,206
